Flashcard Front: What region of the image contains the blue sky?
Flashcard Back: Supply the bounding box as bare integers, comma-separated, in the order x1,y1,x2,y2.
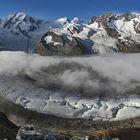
0,0,140,22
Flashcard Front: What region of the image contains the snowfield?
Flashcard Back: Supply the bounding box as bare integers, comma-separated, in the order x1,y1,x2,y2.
0,51,139,121
1,12,140,54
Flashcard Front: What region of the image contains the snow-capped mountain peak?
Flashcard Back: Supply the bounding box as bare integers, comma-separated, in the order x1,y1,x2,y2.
56,17,70,25
0,12,29,28
1,12,140,54
13,12,27,20
0,12,44,38
71,17,82,24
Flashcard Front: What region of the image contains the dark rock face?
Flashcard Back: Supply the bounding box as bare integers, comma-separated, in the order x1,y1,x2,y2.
134,21,140,34
36,31,93,56
16,124,71,140
0,97,139,140
116,38,140,53
15,124,140,140
16,124,120,140
89,13,121,39
0,112,18,140
1,12,140,54
35,12,140,56
16,124,45,140
88,12,140,53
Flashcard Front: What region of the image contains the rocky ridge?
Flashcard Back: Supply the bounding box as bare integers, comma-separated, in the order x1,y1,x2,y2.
1,12,140,54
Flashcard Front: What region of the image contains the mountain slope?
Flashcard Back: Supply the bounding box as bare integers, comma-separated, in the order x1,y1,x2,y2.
0,51,139,121
36,12,140,55
0,12,45,38
1,12,140,54
0,12,67,52
89,12,140,53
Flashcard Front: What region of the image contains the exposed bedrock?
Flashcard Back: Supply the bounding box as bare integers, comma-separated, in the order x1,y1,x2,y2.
0,96,140,136
36,31,93,56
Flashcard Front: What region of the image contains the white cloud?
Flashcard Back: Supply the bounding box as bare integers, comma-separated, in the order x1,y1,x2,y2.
0,51,140,97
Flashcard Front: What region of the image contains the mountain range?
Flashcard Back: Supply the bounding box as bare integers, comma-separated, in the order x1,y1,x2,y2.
1,12,140,55
0,12,140,136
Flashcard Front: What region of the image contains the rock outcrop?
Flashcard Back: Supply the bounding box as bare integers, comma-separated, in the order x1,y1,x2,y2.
1,12,140,54
36,12,140,56
0,112,18,140
36,31,93,56
89,12,140,53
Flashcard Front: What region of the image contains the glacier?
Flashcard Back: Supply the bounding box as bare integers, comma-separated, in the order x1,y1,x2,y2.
0,51,139,121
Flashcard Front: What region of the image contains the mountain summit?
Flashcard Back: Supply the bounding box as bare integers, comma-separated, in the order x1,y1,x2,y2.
0,12,44,38
1,12,140,54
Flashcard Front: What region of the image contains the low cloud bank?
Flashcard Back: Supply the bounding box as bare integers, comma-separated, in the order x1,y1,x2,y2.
0,51,140,97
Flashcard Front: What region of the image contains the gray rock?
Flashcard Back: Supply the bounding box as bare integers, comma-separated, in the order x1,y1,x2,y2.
36,31,93,56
